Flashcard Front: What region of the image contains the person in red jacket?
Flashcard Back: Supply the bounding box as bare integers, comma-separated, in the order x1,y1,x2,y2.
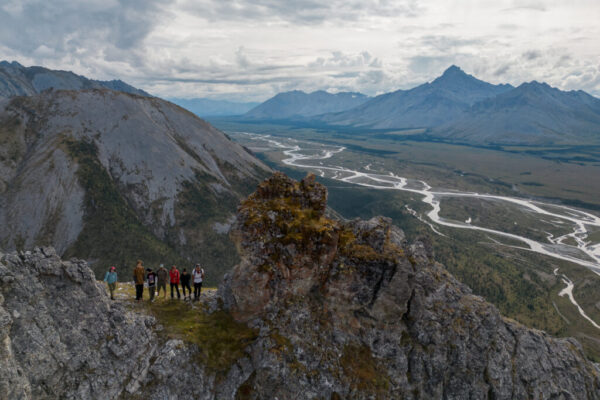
169,265,181,299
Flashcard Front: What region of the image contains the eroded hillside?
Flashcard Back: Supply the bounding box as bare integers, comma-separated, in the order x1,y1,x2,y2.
0,89,270,282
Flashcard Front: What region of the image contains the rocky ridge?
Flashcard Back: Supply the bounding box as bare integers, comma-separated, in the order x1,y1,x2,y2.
318,65,512,129
0,247,156,399
0,61,150,98
220,172,600,398
1,173,599,399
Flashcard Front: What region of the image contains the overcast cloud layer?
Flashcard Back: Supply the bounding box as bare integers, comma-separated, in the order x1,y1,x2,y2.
1,0,599,101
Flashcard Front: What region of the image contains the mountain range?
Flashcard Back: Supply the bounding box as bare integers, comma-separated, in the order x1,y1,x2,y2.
435,80,600,144
319,65,513,129
0,61,150,98
168,97,260,117
243,65,600,145
243,90,370,119
0,63,270,283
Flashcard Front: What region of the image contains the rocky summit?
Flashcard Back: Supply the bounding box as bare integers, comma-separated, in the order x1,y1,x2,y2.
1,173,599,399
222,172,600,399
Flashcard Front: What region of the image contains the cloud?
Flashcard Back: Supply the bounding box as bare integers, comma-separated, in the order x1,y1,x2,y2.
523,50,541,60
502,1,547,12
0,1,170,54
235,46,251,68
0,0,598,101
180,0,423,25
408,55,456,75
494,64,511,76
309,51,382,69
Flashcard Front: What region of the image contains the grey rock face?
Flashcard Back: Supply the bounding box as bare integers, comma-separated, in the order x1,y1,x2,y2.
218,173,600,399
0,90,270,279
0,247,156,399
0,247,255,400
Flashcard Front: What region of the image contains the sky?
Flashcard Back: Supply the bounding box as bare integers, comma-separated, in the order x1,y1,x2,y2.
0,0,599,102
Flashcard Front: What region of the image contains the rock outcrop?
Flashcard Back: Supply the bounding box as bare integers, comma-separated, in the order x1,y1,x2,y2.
0,247,157,399
219,172,600,399
0,247,234,400
1,173,599,399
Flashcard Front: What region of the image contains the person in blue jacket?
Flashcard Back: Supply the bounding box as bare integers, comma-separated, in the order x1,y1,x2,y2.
103,266,118,300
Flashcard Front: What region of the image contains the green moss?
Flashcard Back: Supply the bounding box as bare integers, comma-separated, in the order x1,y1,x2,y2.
240,192,338,260
148,300,258,373
340,343,390,394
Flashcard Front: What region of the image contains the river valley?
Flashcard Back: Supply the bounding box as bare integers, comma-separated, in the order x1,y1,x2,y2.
232,131,600,330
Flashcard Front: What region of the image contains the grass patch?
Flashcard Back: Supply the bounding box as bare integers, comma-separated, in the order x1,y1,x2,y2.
112,282,257,374
146,299,258,373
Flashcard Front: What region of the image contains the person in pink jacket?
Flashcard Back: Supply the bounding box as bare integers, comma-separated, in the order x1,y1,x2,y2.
169,265,181,299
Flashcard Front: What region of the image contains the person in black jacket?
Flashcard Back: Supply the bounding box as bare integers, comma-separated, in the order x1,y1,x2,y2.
181,268,192,300
146,268,157,302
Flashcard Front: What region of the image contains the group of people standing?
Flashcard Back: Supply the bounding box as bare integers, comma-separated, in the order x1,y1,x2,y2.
104,260,205,302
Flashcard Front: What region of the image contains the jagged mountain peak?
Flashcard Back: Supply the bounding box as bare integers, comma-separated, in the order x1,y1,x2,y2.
436,77,600,144
0,60,24,68
318,66,513,129
442,64,463,74
435,64,469,82
431,65,510,92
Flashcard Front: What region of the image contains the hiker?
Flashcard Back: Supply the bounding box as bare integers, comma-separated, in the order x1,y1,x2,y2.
169,265,181,299
133,260,145,302
156,264,168,299
147,268,157,302
181,268,192,300
192,264,204,301
103,266,118,300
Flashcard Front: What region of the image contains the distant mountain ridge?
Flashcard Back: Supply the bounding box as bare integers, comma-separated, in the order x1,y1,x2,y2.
0,61,150,98
318,65,513,129
242,65,600,146
168,97,259,117
435,80,600,145
244,90,369,119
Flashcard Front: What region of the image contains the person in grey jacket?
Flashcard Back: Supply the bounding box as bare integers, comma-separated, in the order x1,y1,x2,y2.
156,264,168,299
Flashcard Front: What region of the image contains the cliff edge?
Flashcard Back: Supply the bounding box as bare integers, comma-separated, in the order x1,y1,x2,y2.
219,172,600,399
1,172,599,399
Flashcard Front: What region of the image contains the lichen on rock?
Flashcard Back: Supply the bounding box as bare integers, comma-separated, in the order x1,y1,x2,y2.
219,172,600,399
